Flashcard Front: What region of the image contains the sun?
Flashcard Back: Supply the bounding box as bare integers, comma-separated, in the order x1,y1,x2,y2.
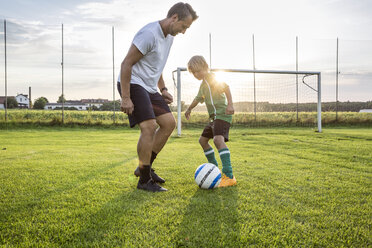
213,71,230,82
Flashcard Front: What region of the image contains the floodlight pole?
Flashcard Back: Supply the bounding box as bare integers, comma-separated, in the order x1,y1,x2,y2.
252,34,256,121
177,68,182,136
112,26,116,123
336,37,339,121
296,36,299,122
4,20,7,122
61,23,64,124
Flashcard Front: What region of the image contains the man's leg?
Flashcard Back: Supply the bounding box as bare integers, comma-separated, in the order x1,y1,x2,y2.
134,113,175,183
146,113,176,182
152,112,176,154
137,119,157,168
136,119,167,192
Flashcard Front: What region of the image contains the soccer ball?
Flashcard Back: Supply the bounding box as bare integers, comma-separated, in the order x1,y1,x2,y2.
194,163,221,189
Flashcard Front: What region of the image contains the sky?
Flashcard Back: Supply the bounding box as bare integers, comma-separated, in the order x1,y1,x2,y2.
0,0,371,103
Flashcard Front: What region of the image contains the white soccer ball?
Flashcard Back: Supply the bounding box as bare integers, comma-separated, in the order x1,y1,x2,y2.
194,163,221,189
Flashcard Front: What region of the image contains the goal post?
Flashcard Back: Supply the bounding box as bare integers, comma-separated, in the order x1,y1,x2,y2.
174,67,322,135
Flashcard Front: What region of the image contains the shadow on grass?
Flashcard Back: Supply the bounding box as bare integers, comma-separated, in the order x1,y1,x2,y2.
172,186,240,247
0,158,136,223
67,188,156,246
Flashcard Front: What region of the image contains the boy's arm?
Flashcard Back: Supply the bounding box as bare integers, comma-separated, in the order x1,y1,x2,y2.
185,99,199,120
158,74,173,104
224,86,234,115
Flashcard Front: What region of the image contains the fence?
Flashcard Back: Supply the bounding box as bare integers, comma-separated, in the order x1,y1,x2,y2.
0,19,371,124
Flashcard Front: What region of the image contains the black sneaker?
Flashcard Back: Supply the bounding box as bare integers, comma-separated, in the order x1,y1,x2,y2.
134,167,166,184
137,179,167,192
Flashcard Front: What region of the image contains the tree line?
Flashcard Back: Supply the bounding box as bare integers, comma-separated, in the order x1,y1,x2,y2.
3,96,371,112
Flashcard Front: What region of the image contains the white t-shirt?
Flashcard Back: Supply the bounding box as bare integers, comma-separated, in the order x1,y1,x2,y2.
118,21,174,94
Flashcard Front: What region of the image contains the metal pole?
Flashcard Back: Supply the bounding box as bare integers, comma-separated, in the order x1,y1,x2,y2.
29,86,31,109
336,37,339,121
317,73,322,132
209,33,212,68
296,36,299,122
252,34,256,121
4,20,7,122
61,23,64,124
112,26,115,123
177,68,182,136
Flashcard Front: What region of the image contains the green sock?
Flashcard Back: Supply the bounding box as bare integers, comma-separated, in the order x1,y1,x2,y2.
204,147,218,167
219,148,233,178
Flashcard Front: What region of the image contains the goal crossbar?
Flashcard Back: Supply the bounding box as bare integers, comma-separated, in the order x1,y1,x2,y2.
174,67,322,135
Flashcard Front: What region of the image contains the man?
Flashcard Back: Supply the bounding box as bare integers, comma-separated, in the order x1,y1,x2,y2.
118,2,198,192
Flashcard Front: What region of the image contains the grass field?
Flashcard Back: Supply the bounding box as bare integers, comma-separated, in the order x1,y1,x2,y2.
0,127,371,247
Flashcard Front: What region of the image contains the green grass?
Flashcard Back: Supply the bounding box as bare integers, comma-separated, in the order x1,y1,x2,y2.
0,127,371,247
1,109,371,127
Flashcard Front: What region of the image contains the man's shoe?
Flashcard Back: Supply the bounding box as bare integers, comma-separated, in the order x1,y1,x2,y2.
218,174,237,187
134,167,165,184
134,167,140,176
150,169,165,184
137,179,167,192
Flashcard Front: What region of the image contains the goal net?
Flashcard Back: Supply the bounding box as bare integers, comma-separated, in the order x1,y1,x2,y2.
172,68,321,135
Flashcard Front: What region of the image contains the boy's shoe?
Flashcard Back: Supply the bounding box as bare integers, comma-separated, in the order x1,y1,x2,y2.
134,167,165,184
218,174,237,187
137,179,167,192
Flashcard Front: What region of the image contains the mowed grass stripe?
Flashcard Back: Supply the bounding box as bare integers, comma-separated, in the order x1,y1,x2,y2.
0,127,371,247
231,129,371,172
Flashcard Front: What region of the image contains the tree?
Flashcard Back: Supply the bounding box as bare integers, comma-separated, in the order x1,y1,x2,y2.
40,97,49,103
57,94,66,103
90,105,99,111
33,97,47,109
99,101,120,111
5,97,18,109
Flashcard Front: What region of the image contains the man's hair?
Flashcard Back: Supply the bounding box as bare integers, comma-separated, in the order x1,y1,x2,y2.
188,55,209,73
167,2,198,21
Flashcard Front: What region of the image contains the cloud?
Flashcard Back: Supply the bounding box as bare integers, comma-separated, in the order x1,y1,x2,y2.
62,0,175,30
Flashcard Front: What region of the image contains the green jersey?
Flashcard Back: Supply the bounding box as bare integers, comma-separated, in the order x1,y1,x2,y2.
194,74,232,124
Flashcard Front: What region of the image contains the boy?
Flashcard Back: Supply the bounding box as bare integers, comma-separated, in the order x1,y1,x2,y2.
185,55,237,187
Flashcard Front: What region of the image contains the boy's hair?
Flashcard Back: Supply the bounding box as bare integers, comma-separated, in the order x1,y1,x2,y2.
167,2,198,21
187,55,209,73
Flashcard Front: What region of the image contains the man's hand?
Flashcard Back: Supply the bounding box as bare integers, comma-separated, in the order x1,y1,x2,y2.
185,109,191,120
162,90,173,104
225,104,234,115
121,97,134,115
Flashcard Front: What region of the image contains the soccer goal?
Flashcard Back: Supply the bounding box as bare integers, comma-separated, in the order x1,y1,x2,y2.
173,68,321,135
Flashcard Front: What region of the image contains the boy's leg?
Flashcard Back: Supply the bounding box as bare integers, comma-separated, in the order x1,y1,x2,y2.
213,135,233,178
200,123,218,166
212,120,236,187
199,136,218,166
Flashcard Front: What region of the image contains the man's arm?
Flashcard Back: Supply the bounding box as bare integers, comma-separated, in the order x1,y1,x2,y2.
158,75,173,104
120,44,143,115
224,86,234,115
